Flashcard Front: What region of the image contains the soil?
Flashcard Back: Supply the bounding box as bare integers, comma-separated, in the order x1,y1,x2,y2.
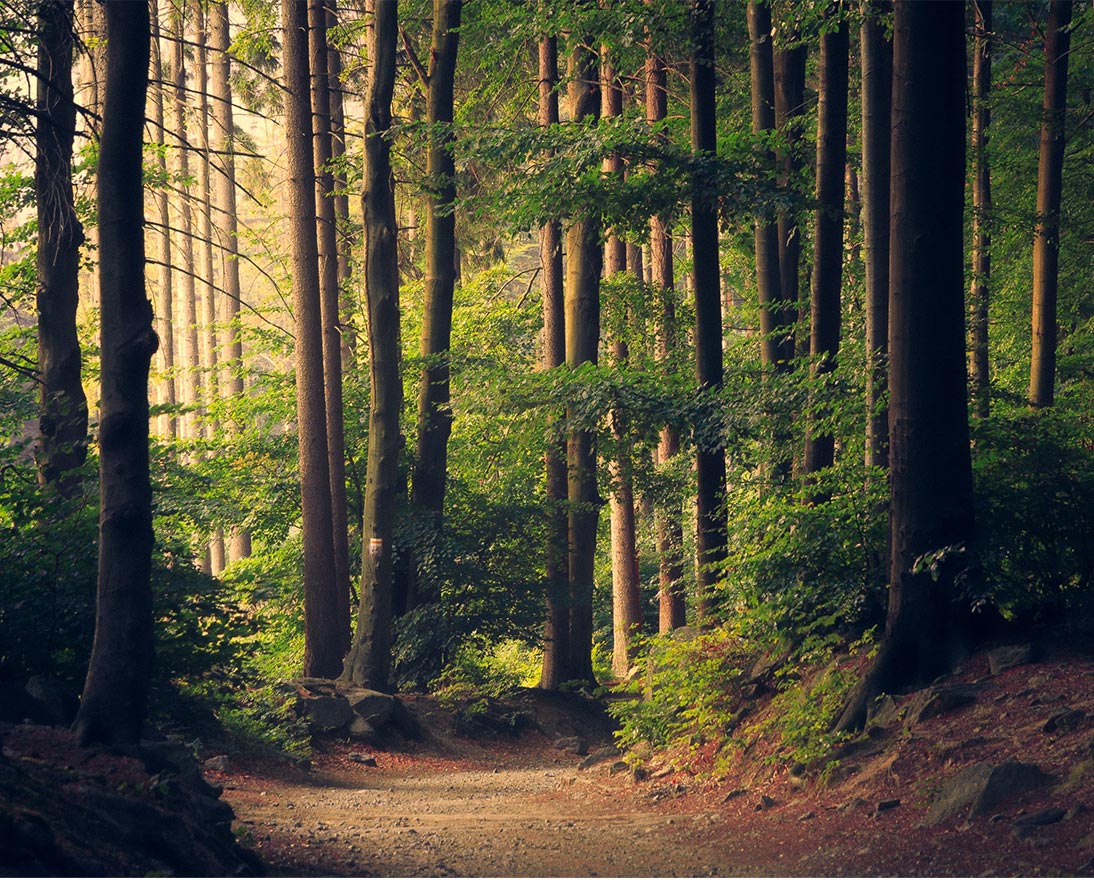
217,651,1094,878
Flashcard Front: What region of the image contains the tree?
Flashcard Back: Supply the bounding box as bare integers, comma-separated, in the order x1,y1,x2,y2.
74,0,156,746
341,0,402,691
690,0,727,610
802,7,848,484
773,28,806,362
282,0,346,677
309,0,353,632
1029,0,1073,409
538,32,571,690
861,0,892,468
969,0,992,420
35,0,88,492
838,0,972,731
410,0,463,609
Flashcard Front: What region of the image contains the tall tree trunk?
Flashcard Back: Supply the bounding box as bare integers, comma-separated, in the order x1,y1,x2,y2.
341,0,402,690
309,0,353,640
192,0,226,573
172,1,200,441
74,0,104,312
1029,0,1072,409
773,36,805,362
74,0,155,747
862,0,892,467
538,33,570,689
690,0,727,612
747,1,787,368
646,40,685,633
35,0,88,492
969,0,992,420
837,0,972,731
565,33,601,686
802,12,849,484
603,50,642,678
283,0,345,677
410,0,463,609
209,0,251,561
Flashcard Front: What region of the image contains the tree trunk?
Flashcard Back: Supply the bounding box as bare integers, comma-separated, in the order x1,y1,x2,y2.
773,36,805,363
837,0,972,732
341,0,402,690
209,0,251,561
309,0,353,640
1029,0,1072,409
802,13,849,484
690,0,727,612
565,34,601,686
283,0,346,677
410,0,463,609
35,0,88,492
538,34,570,690
172,1,200,441
150,3,175,440
74,0,155,747
969,0,992,420
862,0,892,467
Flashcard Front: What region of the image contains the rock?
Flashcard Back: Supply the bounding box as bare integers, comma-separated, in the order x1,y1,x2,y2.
631,766,649,783
799,811,816,821
868,694,903,728
1043,708,1085,735
908,684,979,726
578,746,620,770
303,695,354,733
349,752,377,767
552,736,588,756
1012,806,1067,838
347,717,379,744
342,688,396,727
721,788,747,802
203,755,231,773
873,798,901,817
921,762,1056,826
754,794,776,811
840,797,867,813
24,676,78,725
608,761,630,776
988,644,1037,675
290,677,339,695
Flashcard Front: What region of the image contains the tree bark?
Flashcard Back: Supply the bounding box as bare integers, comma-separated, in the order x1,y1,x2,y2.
537,34,570,690
309,0,353,639
802,12,849,485
837,0,972,732
862,0,892,467
1029,0,1072,409
690,0,727,611
74,0,156,747
773,36,805,362
969,0,992,420
410,0,463,609
565,33,601,686
283,0,346,677
35,0,88,492
341,0,402,690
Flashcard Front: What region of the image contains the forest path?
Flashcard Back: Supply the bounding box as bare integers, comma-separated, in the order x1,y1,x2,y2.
221,737,752,877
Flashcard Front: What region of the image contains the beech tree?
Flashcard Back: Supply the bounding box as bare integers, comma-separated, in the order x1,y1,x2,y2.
839,0,973,730
74,0,156,746
969,0,992,419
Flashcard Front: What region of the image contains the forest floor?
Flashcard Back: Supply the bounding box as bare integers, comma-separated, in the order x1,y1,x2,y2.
217,647,1094,878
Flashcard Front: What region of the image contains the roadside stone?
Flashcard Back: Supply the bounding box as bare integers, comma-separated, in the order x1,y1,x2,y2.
921,762,1055,826
203,755,231,773
303,695,354,733
722,788,747,802
347,717,379,744
349,753,377,766
342,689,396,727
1012,806,1066,838
754,794,776,811
1043,708,1085,735
908,684,979,726
552,736,588,756
873,798,901,816
578,746,620,770
988,644,1037,675
608,761,630,776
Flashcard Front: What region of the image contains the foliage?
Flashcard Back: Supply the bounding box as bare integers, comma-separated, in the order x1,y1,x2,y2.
429,637,542,703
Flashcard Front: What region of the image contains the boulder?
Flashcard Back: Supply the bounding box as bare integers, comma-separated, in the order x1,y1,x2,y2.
988,644,1038,675
553,736,588,756
578,746,620,770
921,761,1055,826
907,684,979,726
347,717,379,744
343,688,396,727
1043,708,1085,735
203,755,231,773
302,695,353,733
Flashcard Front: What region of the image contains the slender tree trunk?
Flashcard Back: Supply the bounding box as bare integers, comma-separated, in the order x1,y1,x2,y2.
74,0,155,747
538,33,570,690
862,0,892,467
411,0,463,609
172,1,200,441
774,36,806,362
341,0,402,690
690,0,727,612
283,0,345,677
325,0,355,364
565,34,601,686
150,2,175,440
837,0,972,731
1029,0,1072,409
36,0,88,492
209,0,251,561
74,0,104,312
802,13,849,484
748,1,787,368
309,0,353,640
969,0,992,420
